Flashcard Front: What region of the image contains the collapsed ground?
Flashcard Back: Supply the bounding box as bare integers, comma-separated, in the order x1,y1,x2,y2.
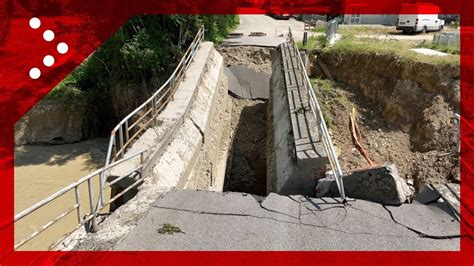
218,46,273,196
312,50,460,190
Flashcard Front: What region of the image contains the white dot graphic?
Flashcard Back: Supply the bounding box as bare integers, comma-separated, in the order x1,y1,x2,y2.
43,55,55,67
29,17,41,29
29,68,41,79
57,42,68,54
43,30,55,41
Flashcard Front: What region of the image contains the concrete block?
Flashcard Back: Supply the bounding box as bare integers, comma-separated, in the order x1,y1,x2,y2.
328,163,413,205
414,184,441,204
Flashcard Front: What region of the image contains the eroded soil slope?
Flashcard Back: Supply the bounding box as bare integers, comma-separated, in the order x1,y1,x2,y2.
313,51,459,189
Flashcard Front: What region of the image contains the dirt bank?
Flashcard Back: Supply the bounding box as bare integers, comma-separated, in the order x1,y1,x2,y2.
224,99,268,195
316,51,459,153
312,51,459,188
219,46,273,195
218,46,273,74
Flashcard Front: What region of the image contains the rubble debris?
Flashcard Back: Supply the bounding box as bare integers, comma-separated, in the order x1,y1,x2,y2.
317,163,413,205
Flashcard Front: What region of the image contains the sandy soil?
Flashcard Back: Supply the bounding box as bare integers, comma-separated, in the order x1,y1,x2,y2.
318,82,458,189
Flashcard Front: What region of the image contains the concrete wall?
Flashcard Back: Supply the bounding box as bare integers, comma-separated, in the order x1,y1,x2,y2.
15,98,88,145
267,49,295,194
267,46,327,196
344,15,398,25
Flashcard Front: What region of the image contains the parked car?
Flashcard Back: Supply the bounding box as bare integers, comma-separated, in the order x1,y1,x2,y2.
396,4,445,33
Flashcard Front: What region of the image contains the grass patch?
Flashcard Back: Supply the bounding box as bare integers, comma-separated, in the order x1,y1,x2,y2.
338,25,396,36
310,78,336,128
325,34,459,66
297,34,327,50
311,27,326,33
416,41,460,55
157,223,184,235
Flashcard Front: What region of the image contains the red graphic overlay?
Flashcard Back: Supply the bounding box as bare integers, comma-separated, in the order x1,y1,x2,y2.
0,0,473,264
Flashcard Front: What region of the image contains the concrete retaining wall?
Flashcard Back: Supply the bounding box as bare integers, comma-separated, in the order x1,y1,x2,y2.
267,49,296,194
267,44,328,196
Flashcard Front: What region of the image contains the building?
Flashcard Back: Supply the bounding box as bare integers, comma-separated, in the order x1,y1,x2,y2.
341,0,409,25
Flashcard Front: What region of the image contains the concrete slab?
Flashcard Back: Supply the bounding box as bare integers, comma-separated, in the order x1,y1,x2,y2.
414,184,441,205
410,48,449,56
327,164,413,205
386,202,459,236
225,65,270,100
115,190,460,251
431,183,461,220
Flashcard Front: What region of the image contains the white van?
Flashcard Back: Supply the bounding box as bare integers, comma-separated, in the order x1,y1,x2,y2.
396,4,445,33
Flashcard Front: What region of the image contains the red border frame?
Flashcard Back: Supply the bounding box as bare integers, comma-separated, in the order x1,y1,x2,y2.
0,0,473,264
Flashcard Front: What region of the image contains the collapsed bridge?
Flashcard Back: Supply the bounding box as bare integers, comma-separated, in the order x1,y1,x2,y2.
11,26,461,252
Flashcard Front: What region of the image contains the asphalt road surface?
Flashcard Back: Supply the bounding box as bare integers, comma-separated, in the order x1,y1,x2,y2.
223,15,319,46
116,190,460,251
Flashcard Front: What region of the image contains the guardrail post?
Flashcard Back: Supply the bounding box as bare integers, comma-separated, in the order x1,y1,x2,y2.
98,172,105,207
74,186,82,224
118,126,124,157
124,120,129,143
170,76,176,101
87,179,98,233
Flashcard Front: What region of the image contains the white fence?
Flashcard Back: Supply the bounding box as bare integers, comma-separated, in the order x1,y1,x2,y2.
433,32,460,48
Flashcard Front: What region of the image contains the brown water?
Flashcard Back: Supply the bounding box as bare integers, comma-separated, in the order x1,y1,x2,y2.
14,138,109,250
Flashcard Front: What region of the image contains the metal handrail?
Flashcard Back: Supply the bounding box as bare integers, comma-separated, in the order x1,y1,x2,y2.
288,27,346,201
10,26,207,251
104,25,205,166
12,150,145,250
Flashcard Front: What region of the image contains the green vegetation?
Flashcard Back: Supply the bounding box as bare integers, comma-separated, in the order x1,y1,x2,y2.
311,78,335,128
297,35,327,49
311,27,326,33
326,34,459,66
48,15,238,134
416,41,460,55
157,223,183,234
337,25,395,36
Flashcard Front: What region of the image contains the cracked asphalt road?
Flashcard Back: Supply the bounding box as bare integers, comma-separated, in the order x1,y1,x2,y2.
115,190,460,251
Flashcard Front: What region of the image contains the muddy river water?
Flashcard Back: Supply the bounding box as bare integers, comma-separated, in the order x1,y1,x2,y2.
14,138,109,250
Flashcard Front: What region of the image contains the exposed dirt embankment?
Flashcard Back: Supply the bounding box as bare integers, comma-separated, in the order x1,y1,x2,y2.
218,46,273,196
219,46,272,74
314,51,460,187
15,98,88,145
317,51,459,153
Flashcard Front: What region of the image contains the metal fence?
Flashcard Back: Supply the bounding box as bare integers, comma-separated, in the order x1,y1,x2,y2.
325,19,338,43
105,25,205,166
12,150,145,250
9,26,206,251
433,32,460,48
288,27,346,201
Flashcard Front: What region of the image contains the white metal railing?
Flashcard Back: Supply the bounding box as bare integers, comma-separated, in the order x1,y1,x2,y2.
10,150,145,250
8,26,206,251
288,27,346,201
104,25,205,166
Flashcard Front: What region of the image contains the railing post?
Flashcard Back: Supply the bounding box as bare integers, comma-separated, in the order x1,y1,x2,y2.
98,172,105,207
87,178,98,232
74,186,82,224
171,76,176,101
124,120,129,143
118,126,124,157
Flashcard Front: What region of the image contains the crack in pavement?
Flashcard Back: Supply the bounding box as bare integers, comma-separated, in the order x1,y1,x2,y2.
151,204,422,238
381,205,462,240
